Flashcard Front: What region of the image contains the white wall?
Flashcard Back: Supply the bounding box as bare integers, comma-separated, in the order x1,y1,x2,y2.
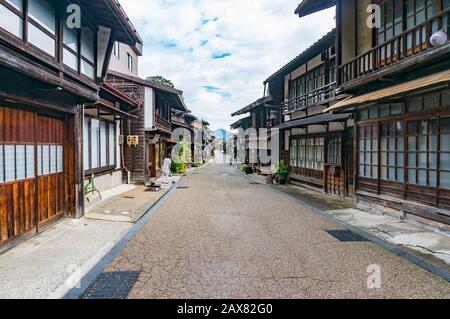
108,43,139,77
144,87,154,129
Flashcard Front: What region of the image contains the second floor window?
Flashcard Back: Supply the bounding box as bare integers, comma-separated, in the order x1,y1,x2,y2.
128,53,133,71
0,0,56,57
113,42,120,58
377,0,450,50
0,0,97,80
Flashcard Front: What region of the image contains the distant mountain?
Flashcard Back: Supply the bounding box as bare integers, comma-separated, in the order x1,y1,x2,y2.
213,129,230,140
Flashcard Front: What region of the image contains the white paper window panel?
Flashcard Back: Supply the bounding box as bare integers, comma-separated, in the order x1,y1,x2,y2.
27,0,55,34
81,60,95,80
37,145,42,176
16,145,26,180
0,4,23,38
109,123,115,166
27,22,55,57
81,27,95,63
4,145,15,182
83,119,90,170
63,23,78,50
100,122,107,167
63,48,78,72
42,145,50,175
0,145,3,183
91,121,100,169
26,145,34,178
57,145,63,173
50,145,57,173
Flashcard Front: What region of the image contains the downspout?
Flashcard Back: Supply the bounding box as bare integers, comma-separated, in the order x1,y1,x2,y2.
121,119,131,184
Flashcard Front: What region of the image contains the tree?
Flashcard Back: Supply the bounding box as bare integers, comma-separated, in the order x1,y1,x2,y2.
146,76,175,88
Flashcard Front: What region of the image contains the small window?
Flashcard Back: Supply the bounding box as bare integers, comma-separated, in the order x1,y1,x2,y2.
57,145,63,173
50,145,57,174
26,145,34,178
127,53,133,71
42,145,49,175
0,3,23,38
4,145,15,182
113,42,120,58
0,145,3,183
15,145,25,180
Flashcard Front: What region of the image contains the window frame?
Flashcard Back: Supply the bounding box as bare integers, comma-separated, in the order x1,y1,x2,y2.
83,116,117,176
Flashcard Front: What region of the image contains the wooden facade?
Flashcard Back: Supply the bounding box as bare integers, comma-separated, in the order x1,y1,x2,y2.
296,0,450,227
0,0,142,252
106,72,190,185
230,96,281,174
263,29,355,197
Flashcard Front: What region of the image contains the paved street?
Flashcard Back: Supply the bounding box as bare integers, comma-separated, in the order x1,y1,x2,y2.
85,164,450,299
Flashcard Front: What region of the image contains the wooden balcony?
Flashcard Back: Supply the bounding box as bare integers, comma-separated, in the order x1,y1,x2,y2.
155,115,172,133
339,8,450,86
282,82,336,115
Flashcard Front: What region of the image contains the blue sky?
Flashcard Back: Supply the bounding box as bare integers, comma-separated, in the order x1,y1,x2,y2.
119,0,336,130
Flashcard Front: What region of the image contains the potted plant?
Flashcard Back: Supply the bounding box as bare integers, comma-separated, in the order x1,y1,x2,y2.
273,161,288,185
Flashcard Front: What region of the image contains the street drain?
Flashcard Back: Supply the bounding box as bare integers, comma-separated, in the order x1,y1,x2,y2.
82,271,141,299
177,186,189,189
249,182,260,185
326,230,368,242
124,196,135,199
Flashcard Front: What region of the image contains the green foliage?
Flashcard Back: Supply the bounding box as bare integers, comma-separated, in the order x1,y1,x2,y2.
240,164,253,175
171,162,187,174
273,161,288,184
146,76,175,88
191,162,202,168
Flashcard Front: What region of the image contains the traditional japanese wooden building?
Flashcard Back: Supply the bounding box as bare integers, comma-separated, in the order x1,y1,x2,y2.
265,29,355,197
231,96,281,174
0,0,142,252
296,0,450,228
230,116,252,164
106,71,190,184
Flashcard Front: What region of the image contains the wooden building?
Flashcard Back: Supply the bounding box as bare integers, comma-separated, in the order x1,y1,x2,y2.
296,0,450,228
231,96,281,174
264,29,355,197
0,0,142,252
106,71,190,184
172,110,197,163
230,116,252,164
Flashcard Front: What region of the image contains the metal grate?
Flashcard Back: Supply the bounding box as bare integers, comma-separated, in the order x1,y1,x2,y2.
177,186,189,189
326,230,368,242
82,271,141,299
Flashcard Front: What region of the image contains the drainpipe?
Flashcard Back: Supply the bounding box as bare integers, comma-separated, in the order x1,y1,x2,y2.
120,120,131,184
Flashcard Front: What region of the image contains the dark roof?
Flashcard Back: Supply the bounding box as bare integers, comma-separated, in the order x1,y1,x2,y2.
231,96,274,117
264,29,335,84
107,70,189,112
78,0,143,49
275,113,351,130
294,0,336,17
230,116,251,130
102,83,140,108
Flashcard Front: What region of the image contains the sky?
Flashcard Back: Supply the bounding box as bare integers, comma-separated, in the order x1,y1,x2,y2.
119,0,336,131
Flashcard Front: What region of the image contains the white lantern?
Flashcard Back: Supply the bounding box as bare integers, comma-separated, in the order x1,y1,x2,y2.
430,31,448,47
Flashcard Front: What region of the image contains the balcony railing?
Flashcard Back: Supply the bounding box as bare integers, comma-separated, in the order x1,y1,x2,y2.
340,8,450,85
282,82,336,115
155,115,172,132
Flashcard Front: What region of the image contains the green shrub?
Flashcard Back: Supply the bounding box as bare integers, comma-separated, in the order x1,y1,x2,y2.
191,162,201,168
273,161,288,184
171,162,187,174
240,164,253,174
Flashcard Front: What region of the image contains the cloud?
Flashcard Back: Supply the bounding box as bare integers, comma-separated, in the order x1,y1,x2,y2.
119,0,336,130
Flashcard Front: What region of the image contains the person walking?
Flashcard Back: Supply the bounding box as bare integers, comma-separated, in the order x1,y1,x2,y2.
161,150,172,184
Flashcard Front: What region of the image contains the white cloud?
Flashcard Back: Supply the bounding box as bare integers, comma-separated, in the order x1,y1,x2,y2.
119,0,335,130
